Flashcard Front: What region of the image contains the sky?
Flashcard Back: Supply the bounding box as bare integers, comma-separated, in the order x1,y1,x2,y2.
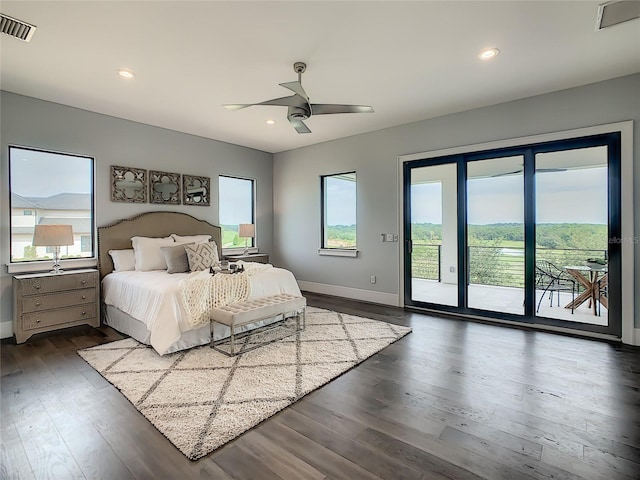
412,167,608,225
10,148,92,197
325,176,356,226
218,176,253,225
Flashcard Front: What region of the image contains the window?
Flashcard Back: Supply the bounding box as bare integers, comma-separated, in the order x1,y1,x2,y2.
321,172,357,249
9,146,95,264
218,176,255,249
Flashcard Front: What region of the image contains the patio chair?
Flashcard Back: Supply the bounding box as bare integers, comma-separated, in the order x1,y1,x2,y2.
597,278,608,317
535,260,576,314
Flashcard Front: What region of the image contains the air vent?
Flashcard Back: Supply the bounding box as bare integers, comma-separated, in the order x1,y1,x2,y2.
596,0,640,30
0,13,36,42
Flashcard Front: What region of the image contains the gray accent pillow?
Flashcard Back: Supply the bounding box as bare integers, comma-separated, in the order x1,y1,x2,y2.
161,242,194,274
185,241,219,271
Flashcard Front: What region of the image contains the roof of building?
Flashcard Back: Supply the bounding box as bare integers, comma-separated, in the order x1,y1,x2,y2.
11,193,40,209
10,192,92,210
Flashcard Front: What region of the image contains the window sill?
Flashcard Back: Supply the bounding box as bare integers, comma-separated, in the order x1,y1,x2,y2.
318,249,358,258
222,247,259,256
6,258,97,275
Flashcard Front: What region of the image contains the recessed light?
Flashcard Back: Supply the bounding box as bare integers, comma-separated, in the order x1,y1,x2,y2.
117,69,135,78
479,48,500,60
266,119,276,125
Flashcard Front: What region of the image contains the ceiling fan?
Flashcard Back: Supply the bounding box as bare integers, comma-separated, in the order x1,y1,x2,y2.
223,62,374,134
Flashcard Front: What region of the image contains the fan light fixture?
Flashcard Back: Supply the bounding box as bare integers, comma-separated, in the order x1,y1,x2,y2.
117,69,135,78
479,48,500,60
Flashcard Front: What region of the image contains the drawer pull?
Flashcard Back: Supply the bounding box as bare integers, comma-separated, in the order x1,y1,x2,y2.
36,319,41,323
35,285,40,290
81,311,86,315
81,295,86,300
81,280,86,285
35,302,41,307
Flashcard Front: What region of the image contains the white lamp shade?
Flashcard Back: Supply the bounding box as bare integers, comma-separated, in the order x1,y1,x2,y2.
238,224,255,238
32,224,74,246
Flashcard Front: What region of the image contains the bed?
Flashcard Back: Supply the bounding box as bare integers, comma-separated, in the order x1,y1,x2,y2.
97,211,302,355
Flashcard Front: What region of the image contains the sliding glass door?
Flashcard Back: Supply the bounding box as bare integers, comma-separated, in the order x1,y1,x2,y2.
407,163,458,306
404,133,621,337
534,146,609,325
466,156,524,315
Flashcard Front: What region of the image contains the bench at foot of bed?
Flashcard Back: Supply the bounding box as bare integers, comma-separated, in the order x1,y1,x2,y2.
209,294,306,356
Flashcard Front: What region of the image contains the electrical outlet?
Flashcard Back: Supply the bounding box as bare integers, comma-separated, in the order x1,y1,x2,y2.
370,275,376,284
450,266,455,273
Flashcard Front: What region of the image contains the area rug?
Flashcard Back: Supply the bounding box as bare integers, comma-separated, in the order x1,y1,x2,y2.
78,307,411,460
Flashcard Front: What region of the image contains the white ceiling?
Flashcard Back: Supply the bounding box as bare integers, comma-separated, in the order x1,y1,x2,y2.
1,1,639,154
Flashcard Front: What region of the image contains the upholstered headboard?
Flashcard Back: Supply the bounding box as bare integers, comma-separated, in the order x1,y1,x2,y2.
97,211,222,280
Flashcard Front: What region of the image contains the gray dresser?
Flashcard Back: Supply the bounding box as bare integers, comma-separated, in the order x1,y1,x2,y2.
13,269,100,343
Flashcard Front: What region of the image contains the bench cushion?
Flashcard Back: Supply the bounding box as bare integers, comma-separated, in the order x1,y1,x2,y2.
210,294,306,328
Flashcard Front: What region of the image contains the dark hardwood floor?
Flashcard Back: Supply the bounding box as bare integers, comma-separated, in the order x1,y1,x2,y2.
2,292,639,479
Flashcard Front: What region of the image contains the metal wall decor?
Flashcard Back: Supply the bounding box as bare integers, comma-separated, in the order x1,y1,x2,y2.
150,170,181,204
111,165,147,203
183,174,210,206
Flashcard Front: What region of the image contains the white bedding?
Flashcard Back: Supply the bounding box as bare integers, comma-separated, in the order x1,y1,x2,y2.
102,264,301,355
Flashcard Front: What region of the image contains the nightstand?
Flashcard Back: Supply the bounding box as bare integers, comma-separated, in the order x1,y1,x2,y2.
225,253,269,264
13,268,100,344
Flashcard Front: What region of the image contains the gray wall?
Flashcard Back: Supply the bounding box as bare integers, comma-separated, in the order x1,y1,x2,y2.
0,91,273,336
273,74,640,326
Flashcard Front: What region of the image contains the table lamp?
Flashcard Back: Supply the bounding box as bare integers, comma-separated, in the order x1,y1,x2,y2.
32,224,74,274
238,223,255,255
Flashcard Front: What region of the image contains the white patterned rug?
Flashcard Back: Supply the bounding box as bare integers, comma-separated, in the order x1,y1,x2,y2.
78,307,411,460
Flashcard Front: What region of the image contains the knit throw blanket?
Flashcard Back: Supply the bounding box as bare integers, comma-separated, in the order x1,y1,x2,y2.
180,262,272,327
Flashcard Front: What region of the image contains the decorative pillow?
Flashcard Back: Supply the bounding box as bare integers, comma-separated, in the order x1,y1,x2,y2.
161,243,193,274
184,241,220,271
108,249,135,272
171,234,211,245
131,236,175,271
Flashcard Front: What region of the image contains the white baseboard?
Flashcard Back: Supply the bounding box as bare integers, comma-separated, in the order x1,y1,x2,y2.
1,321,13,340
298,281,400,307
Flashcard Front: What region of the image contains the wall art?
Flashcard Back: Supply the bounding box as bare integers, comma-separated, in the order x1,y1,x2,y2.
150,170,181,204
183,174,210,206
111,165,147,203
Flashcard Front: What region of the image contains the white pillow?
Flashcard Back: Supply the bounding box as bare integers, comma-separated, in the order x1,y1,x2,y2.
171,234,212,245
108,249,135,272
131,236,175,271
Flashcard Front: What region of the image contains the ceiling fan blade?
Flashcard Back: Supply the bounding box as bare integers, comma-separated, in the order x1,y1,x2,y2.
222,104,251,111
279,81,308,100
310,104,374,115
288,117,311,134
256,95,305,108
223,95,303,111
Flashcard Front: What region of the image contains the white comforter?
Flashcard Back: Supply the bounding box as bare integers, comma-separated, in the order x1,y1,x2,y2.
102,265,301,354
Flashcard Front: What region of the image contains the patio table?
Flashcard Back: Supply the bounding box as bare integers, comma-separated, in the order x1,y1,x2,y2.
564,266,608,315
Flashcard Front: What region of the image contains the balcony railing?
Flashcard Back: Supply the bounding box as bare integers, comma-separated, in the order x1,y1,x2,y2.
412,243,607,289
411,243,441,281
